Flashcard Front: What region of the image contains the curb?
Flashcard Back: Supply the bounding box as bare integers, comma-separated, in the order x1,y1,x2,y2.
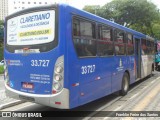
0,100,25,110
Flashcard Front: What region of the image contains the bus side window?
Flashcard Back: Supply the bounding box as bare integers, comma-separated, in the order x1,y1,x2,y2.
114,29,126,55
151,41,155,54
141,39,147,55
73,19,80,36
72,18,96,57
147,40,154,55
97,25,114,56
127,33,134,55
146,40,151,55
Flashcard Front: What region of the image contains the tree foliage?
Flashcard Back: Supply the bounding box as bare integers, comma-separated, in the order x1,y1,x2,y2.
83,5,101,15
0,20,4,29
83,0,160,39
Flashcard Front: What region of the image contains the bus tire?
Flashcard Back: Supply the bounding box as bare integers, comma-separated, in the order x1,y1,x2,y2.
158,66,160,71
120,72,129,96
152,63,154,71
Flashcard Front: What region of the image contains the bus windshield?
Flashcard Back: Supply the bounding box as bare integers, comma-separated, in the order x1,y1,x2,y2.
6,9,56,53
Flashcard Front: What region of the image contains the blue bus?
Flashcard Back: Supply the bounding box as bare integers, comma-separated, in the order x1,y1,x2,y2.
4,4,154,109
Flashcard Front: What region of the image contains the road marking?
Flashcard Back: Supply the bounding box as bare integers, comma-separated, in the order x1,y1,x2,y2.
154,76,160,80
129,93,138,100
151,80,155,83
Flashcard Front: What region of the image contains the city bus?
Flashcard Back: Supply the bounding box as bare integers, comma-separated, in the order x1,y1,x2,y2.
155,40,160,70
4,4,155,109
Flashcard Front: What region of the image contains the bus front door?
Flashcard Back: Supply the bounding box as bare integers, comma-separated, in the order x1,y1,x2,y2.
135,38,141,79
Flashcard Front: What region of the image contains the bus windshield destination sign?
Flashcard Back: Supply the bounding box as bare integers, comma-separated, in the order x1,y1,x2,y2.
7,10,55,46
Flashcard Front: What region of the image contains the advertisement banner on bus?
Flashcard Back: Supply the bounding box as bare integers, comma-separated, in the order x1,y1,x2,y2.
7,10,55,46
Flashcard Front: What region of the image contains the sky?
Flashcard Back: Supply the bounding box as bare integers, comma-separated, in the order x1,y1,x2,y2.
56,0,160,9
7,0,160,15
150,0,160,9
64,0,112,9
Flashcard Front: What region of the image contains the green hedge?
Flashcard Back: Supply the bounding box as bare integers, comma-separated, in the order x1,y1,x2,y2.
0,65,4,74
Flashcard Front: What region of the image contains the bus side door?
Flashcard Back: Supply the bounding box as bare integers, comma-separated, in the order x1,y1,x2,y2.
134,37,141,79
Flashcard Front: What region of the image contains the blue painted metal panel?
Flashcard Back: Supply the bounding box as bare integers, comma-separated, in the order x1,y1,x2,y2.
112,56,127,92
127,56,136,84
4,48,61,94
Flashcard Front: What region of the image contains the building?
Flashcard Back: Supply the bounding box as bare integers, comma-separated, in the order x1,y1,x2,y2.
8,0,65,15
0,0,8,20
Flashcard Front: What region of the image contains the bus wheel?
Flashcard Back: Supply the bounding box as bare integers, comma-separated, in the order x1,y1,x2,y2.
158,66,160,71
120,72,129,96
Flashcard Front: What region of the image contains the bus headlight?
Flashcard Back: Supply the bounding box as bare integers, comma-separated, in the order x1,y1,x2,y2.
52,56,64,94
55,74,62,81
53,82,62,91
55,66,63,73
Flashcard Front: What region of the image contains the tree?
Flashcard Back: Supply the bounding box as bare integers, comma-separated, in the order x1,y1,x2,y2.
102,0,159,35
83,5,101,15
0,20,4,29
83,0,160,38
152,21,160,39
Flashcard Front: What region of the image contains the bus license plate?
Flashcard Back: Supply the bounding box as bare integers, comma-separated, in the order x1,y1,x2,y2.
22,82,34,89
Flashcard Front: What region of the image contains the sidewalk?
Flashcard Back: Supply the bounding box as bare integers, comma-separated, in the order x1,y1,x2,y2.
0,74,24,110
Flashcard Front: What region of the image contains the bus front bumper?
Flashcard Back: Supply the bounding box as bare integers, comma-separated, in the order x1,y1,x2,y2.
5,84,70,109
